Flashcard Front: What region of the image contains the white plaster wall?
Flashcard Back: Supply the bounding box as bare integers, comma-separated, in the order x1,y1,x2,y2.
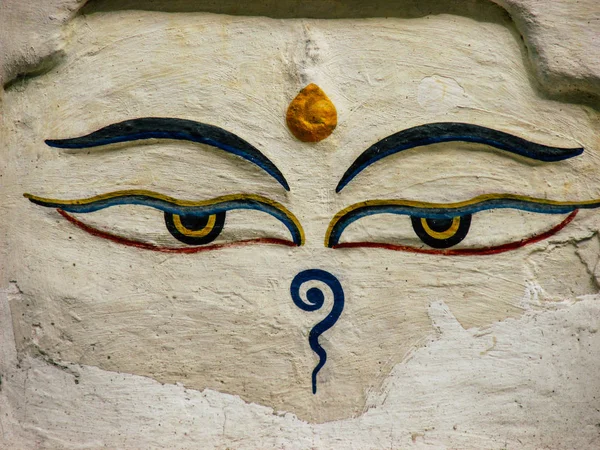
1,1,600,448
2,291,599,448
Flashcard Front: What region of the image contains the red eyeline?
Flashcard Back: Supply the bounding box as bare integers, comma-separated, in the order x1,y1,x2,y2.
333,210,578,256
57,209,297,253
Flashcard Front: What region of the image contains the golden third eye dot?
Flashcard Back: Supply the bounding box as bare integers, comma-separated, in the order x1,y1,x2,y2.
286,84,337,142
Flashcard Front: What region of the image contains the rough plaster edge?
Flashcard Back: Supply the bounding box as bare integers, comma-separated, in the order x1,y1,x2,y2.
0,0,85,88
492,0,600,101
1,290,599,448
1,0,600,102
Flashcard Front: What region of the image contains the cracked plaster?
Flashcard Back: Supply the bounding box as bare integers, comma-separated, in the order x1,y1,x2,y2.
1,1,600,448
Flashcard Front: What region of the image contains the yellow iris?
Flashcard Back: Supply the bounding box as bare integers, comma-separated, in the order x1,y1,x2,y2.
420,217,461,240
172,214,217,238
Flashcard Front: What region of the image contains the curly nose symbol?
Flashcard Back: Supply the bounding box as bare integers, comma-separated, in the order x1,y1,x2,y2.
290,269,345,394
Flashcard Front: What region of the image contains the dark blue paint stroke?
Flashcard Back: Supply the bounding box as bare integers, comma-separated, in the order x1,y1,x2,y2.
336,123,584,192
327,198,600,246
27,195,302,246
45,117,290,191
290,269,345,394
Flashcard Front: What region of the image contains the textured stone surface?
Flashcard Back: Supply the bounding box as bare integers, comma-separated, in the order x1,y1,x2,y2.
2,1,600,97
492,0,600,98
2,290,599,448
2,1,600,448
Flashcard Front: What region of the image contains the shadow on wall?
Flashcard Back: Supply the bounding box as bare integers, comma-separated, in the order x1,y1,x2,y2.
80,0,509,22
4,0,599,107
6,0,526,95
79,0,600,108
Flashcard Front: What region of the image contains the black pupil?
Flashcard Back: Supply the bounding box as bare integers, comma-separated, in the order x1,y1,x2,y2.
164,211,226,246
424,218,454,232
179,214,210,231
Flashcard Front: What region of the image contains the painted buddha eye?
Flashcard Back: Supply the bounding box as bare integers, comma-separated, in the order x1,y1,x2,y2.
24,191,304,253
164,212,226,245
324,194,600,256
410,215,472,249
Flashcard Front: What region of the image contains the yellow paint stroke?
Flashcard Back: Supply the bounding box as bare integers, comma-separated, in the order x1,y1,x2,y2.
173,213,216,238
286,83,337,142
420,216,461,240
24,190,305,245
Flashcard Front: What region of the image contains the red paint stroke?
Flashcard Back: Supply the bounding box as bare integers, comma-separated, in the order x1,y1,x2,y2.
57,209,297,253
333,210,578,256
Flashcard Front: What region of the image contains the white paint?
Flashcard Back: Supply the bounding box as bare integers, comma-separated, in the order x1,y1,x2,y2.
1,1,600,447
417,75,467,113
2,291,599,449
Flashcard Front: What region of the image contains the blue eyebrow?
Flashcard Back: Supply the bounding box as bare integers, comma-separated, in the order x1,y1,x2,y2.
336,122,583,192
45,117,290,191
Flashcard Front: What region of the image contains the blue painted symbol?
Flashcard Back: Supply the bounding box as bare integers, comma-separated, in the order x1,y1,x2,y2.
290,269,345,394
